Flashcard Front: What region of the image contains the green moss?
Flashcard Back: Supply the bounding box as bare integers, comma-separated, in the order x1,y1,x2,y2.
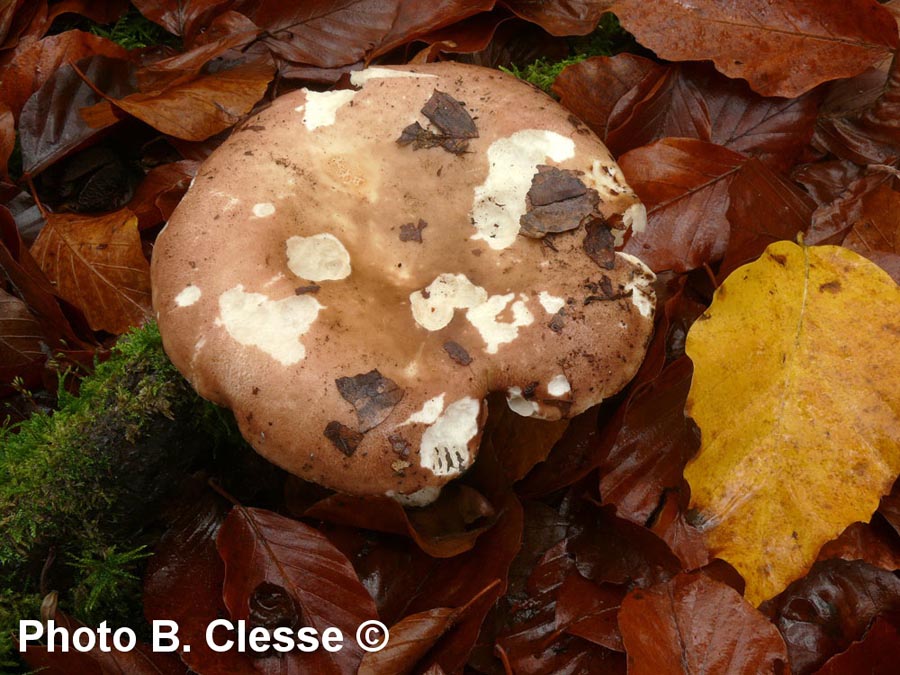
0,321,242,669
502,14,638,92
50,5,180,51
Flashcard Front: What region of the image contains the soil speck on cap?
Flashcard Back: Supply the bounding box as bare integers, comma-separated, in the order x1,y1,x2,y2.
399,219,428,243
443,340,473,365
336,369,404,431
324,421,363,456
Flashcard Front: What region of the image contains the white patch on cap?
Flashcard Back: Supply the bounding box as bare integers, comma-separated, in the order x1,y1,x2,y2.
286,233,352,281
216,285,323,366
349,67,437,87
617,252,656,319
299,89,356,131
623,202,647,233
387,486,442,507
410,273,487,331
538,291,565,314
420,397,481,477
400,394,446,426
548,374,571,397
471,130,575,250
466,293,534,354
174,285,201,307
507,386,539,417
253,202,275,218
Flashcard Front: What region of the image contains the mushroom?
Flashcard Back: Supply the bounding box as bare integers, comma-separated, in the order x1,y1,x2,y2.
151,62,656,504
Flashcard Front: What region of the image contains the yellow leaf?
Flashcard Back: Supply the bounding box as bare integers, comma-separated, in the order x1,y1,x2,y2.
684,241,900,605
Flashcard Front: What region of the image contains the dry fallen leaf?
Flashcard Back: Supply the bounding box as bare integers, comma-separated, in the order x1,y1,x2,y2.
684,241,900,604
30,208,151,334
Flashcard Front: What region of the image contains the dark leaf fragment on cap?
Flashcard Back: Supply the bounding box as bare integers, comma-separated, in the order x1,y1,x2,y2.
336,369,404,432
388,433,411,458
324,421,364,457
584,216,616,269
399,219,428,243
396,90,478,155
520,166,600,237
443,340,473,366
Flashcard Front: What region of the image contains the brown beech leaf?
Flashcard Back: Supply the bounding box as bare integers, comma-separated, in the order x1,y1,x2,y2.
134,29,260,92
127,160,200,230
235,0,399,69
359,607,458,675
719,158,816,280
791,160,866,207
217,506,378,674
108,60,274,141
553,54,665,144
144,487,256,675
358,581,497,675
807,169,896,244
495,539,626,675
605,67,710,157
305,483,497,558
620,138,747,272
502,0,613,35
19,55,134,176
619,573,789,675
817,520,900,571
611,0,899,97
569,506,681,589
761,560,900,674
0,208,87,347
841,182,900,282
21,610,187,674
815,615,900,675
30,208,152,334
409,11,509,63
600,357,698,524
0,102,13,179
372,0,496,58
132,0,233,43
0,30,128,117
649,494,709,571
555,572,626,651
0,287,46,386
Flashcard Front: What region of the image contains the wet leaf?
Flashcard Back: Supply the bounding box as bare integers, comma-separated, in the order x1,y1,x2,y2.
30,208,152,334
817,520,900,571
0,30,128,118
619,573,789,675
815,615,900,675
553,54,665,145
305,483,497,558
840,182,900,282
600,357,698,525
372,0,496,57
19,55,134,177
684,241,900,605
719,158,815,279
807,169,895,245
127,159,199,230
612,0,899,97
761,559,900,673
235,0,399,69
217,506,378,674
0,102,13,180
144,487,256,674
132,0,233,43
0,287,46,387
554,572,625,651
359,607,458,675
503,0,612,36
619,138,746,272
108,60,274,141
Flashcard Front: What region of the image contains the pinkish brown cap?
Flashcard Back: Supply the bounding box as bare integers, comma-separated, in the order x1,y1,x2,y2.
151,62,655,504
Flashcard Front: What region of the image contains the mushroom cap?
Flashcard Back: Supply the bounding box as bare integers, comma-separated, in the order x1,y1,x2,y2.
151,62,655,501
